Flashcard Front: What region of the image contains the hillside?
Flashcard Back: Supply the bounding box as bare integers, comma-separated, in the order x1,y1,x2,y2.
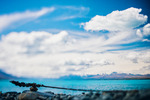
0,70,17,79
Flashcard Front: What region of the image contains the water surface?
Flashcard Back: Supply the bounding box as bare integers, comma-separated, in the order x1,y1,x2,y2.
0,79,150,94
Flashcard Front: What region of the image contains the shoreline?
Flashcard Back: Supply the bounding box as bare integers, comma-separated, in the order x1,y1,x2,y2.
0,89,150,100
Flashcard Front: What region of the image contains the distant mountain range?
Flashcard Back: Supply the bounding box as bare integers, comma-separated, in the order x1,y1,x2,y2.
1,70,150,80
59,72,150,80
0,70,17,79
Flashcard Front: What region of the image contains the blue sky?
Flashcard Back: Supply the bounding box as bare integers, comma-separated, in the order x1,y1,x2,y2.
0,0,150,78
0,0,150,34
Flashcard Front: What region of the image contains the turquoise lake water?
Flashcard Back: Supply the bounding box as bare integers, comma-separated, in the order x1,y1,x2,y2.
0,79,150,94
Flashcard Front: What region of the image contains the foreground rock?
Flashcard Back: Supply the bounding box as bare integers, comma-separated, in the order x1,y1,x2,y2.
0,90,150,100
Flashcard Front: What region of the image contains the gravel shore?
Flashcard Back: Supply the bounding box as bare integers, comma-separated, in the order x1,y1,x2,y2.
0,90,150,100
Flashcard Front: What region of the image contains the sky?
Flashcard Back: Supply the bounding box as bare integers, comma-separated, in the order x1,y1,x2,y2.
0,0,150,78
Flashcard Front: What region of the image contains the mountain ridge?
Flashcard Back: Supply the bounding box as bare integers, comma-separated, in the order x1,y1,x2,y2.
0,70,17,79
59,72,150,80
1,71,150,79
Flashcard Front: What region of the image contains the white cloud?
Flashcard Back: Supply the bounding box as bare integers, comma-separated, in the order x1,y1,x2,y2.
142,39,150,42
65,59,114,66
0,31,150,78
122,50,150,63
80,7,150,47
90,59,114,66
142,65,150,70
0,7,55,32
143,23,150,36
136,29,143,37
81,7,147,32
133,65,150,74
135,23,150,41
0,7,150,78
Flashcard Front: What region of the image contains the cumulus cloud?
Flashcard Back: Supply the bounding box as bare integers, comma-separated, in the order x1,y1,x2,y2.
81,7,147,32
0,31,68,54
143,23,150,36
136,29,143,37
0,7,150,78
0,7,55,32
135,23,150,41
0,31,117,78
0,31,150,78
80,7,150,46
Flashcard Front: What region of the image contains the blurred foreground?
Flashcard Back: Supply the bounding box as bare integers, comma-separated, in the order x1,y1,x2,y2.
0,89,150,100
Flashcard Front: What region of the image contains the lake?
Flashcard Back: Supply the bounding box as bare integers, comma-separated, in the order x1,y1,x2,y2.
0,79,150,95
